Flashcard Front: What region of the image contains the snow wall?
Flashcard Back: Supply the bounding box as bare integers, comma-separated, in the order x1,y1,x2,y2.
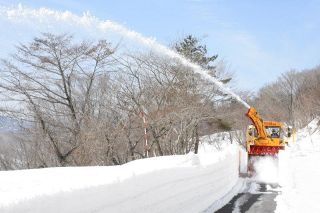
0,142,246,213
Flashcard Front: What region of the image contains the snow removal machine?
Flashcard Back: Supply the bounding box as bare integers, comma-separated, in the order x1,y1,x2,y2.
245,107,294,174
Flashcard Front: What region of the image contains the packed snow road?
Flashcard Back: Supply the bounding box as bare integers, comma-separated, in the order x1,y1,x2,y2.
215,182,279,213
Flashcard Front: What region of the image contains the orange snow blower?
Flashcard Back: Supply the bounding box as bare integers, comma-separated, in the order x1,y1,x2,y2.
245,107,293,175
245,107,287,156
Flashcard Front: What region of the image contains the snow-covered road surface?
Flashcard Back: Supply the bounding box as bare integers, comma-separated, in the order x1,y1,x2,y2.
216,182,279,213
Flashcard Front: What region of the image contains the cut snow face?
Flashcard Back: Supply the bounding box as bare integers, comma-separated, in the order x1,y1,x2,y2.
0,141,243,213
295,117,320,151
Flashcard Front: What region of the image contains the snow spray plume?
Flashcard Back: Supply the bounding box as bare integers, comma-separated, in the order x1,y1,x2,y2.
0,5,250,109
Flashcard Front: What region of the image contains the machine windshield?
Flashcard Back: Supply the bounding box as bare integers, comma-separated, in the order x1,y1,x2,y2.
266,126,281,138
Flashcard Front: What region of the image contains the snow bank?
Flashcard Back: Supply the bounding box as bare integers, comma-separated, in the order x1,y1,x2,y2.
295,117,320,151
0,139,243,213
275,118,320,213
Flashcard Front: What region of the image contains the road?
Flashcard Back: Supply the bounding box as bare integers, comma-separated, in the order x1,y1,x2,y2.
215,182,280,213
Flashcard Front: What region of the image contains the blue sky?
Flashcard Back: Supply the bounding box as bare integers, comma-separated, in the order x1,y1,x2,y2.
0,0,320,91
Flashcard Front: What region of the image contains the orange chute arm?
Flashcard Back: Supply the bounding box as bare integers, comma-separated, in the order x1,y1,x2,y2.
246,107,267,139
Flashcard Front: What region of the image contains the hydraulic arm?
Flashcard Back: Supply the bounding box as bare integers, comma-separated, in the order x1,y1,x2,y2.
246,107,267,139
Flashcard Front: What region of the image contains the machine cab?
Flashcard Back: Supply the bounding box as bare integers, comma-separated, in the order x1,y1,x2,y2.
265,126,281,138
263,121,283,139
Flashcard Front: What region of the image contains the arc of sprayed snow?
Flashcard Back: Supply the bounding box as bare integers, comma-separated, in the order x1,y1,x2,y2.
0,5,250,109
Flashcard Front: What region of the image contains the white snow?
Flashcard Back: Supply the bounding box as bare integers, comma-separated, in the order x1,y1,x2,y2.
0,136,245,213
252,156,280,183
275,118,320,213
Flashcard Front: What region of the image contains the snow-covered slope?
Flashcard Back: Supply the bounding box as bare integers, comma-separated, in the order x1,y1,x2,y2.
275,118,320,213
0,138,246,213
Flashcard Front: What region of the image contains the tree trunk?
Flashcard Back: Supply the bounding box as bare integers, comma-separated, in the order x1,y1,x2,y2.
194,125,199,154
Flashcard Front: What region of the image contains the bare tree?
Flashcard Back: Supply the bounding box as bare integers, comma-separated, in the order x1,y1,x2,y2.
0,33,116,166
0,33,239,170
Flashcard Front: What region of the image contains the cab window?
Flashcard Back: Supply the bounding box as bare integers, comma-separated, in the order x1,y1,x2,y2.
266,126,280,138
